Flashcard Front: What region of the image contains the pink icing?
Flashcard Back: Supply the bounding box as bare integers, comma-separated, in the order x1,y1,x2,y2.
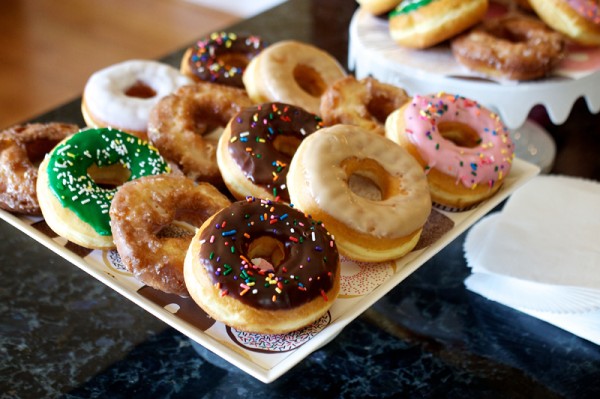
403,94,514,190
566,0,600,25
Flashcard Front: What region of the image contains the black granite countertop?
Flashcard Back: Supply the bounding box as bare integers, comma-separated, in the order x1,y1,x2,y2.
2,1,600,398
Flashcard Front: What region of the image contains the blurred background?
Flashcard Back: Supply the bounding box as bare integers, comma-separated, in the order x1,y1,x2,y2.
0,0,284,129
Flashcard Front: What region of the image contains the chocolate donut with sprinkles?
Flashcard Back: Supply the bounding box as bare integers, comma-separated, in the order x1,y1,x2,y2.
37,127,170,249
180,32,265,88
184,197,340,334
217,102,323,202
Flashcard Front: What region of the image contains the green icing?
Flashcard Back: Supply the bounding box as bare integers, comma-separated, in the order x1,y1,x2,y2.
46,128,169,236
390,0,435,16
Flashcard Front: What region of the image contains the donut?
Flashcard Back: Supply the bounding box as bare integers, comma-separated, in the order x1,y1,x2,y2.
183,197,340,334
451,14,566,80
242,40,347,115
147,82,253,186
287,124,431,263
217,102,324,202
357,0,402,15
37,127,171,249
320,76,410,136
82,60,193,140
110,174,230,296
388,0,489,49
529,0,600,46
180,32,266,88
385,93,515,210
0,123,78,215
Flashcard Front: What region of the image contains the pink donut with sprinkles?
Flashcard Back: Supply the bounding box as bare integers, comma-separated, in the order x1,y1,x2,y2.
386,93,515,210
184,197,340,335
181,32,265,88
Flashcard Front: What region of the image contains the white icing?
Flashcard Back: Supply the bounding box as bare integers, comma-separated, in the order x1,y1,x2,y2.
83,60,193,132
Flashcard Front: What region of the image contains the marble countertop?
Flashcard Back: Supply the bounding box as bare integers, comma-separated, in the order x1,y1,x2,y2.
2,1,600,397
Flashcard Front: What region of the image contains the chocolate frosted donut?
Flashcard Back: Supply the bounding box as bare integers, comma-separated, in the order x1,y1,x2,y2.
217,102,323,202
184,197,340,334
181,32,265,88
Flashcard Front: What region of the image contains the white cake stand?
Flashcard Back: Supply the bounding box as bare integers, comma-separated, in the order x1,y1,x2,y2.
348,8,600,173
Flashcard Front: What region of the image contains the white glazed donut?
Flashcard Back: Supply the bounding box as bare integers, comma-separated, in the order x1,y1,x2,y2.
242,40,347,115
287,124,432,263
81,60,193,139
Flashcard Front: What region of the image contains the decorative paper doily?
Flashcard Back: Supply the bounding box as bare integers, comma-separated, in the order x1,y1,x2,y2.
348,7,600,129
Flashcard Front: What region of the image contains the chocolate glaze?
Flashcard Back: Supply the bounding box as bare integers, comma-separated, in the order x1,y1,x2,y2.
188,33,265,88
228,102,323,202
196,198,339,310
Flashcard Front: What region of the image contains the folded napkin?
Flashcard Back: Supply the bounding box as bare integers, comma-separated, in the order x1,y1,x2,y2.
464,175,600,345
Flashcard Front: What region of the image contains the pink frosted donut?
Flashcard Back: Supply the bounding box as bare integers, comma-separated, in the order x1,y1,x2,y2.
529,0,600,46
386,93,515,210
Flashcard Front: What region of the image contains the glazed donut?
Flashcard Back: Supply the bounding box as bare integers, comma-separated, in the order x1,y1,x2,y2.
385,93,515,210
110,174,230,296
0,123,78,215
217,102,323,202
82,60,193,140
37,128,171,249
320,76,409,136
357,0,402,15
389,0,489,49
180,32,266,88
242,40,347,115
184,197,340,334
147,82,252,186
529,0,600,46
287,124,431,263
451,14,566,80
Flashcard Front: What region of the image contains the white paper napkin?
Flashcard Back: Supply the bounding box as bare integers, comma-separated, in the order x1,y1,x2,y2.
464,175,600,345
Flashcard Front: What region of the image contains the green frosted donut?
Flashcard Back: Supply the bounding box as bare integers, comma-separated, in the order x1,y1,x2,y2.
46,127,170,235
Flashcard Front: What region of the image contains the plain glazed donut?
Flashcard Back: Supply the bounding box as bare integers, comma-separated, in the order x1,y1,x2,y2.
82,60,193,139
389,0,489,49
529,0,600,46
110,174,230,296
451,14,566,80
242,40,347,115
320,76,409,136
287,124,431,263
385,93,515,210
184,197,340,334
217,102,323,202
180,32,266,88
37,128,171,249
0,123,78,215
147,82,252,186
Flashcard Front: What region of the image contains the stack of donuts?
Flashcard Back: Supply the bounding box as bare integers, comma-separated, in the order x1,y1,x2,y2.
0,29,516,334
358,0,600,80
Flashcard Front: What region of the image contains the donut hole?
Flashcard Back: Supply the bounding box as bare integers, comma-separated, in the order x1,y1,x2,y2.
366,95,394,124
124,80,157,99
342,157,404,201
273,135,302,158
25,138,62,166
438,122,481,148
191,106,227,135
87,163,131,189
247,236,286,270
157,221,196,239
293,64,327,98
218,52,250,70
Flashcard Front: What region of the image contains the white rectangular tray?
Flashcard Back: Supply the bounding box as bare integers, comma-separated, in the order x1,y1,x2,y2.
0,158,539,383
